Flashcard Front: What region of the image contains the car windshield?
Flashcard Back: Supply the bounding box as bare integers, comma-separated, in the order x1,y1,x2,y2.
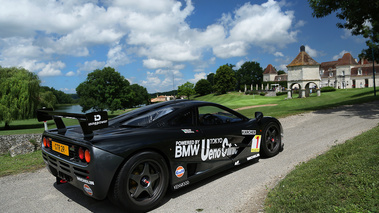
121,106,174,127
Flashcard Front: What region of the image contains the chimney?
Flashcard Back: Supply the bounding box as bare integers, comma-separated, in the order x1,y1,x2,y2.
300,45,305,52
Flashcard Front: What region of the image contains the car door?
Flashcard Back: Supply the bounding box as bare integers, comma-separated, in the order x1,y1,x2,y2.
196,104,252,164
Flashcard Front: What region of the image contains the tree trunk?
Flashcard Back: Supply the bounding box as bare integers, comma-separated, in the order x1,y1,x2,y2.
4,122,10,130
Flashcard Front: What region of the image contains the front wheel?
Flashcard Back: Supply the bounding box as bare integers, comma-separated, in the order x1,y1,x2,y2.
111,151,169,212
260,122,281,157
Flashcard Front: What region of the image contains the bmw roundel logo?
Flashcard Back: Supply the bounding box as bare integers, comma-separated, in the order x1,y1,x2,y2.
175,166,185,178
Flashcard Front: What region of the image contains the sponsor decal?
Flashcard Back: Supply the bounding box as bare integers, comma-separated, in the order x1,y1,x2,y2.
173,180,190,190
251,135,261,152
234,160,240,166
242,130,256,135
175,166,185,178
201,138,238,161
175,138,238,161
182,129,195,134
88,120,108,126
94,114,101,121
83,184,93,196
247,154,260,161
175,140,200,158
77,177,94,185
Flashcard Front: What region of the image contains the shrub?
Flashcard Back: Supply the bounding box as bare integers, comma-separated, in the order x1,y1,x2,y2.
276,92,287,96
321,86,336,92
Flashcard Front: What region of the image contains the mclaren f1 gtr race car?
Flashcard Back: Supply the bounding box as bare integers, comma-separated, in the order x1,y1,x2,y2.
37,100,283,212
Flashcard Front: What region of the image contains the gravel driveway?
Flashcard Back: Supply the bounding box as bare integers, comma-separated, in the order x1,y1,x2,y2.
1,101,378,213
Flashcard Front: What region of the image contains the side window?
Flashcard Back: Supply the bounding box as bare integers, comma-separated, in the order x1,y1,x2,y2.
198,106,243,126
168,109,194,127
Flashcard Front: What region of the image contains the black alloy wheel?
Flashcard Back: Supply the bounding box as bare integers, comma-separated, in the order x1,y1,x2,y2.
112,151,169,212
261,122,281,157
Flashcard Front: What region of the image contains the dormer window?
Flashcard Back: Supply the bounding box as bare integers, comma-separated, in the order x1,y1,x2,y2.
320,69,324,75
358,68,362,75
329,72,333,77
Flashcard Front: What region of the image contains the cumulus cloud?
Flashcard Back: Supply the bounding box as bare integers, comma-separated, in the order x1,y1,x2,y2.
304,45,319,58
0,0,301,92
78,60,106,73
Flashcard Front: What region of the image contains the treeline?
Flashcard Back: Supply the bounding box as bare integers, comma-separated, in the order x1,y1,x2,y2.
177,62,286,99
0,66,149,129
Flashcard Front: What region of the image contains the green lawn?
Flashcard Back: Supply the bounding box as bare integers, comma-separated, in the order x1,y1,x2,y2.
265,125,379,213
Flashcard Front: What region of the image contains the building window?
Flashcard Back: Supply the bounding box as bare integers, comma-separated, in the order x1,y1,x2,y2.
329,72,333,77
358,68,362,75
320,69,324,75
342,71,345,76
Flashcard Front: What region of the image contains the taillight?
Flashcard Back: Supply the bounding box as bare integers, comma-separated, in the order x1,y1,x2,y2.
78,147,84,160
85,149,91,163
43,137,47,147
77,147,91,163
43,137,51,148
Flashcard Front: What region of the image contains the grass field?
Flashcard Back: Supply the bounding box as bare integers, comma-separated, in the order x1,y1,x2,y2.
265,125,379,212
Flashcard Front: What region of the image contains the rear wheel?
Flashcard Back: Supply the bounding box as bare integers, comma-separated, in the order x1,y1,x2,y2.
112,151,169,212
260,122,281,157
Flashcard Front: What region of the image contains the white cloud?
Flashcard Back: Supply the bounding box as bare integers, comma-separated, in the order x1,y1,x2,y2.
38,61,65,77
66,71,76,77
274,52,284,57
143,59,173,69
78,60,106,73
106,44,130,68
189,72,206,83
0,0,302,92
304,45,318,58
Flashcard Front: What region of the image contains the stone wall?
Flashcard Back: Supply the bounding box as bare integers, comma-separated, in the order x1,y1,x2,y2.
0,134,42,157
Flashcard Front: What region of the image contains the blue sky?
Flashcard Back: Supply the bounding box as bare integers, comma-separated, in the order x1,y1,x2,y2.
0,0,367,94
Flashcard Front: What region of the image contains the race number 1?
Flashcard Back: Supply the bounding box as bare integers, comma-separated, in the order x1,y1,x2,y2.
251,135,261,152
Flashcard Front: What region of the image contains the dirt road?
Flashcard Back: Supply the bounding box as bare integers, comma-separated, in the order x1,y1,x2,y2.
1,101,378,213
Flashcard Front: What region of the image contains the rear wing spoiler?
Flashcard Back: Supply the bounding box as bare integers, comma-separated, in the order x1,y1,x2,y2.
37,109,108,138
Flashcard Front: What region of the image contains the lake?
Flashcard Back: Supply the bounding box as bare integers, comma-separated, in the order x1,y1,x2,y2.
55,105,90,113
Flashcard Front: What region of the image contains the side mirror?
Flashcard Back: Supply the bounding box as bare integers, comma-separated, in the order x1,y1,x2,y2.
255,111,263,122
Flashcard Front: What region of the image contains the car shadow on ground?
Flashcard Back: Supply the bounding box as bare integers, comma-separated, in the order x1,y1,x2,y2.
53,158,260,213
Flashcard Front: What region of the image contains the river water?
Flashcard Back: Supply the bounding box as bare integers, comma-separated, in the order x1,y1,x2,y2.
55,105,89,113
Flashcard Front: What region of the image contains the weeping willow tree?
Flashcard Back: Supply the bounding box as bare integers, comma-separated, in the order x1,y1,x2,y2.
0,67,43,129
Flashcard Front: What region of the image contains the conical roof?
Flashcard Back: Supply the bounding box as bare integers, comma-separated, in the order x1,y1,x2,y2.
263,64,277,74
287,45,320,67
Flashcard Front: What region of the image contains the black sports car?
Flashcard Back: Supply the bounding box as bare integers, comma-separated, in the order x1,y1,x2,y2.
37,100,283,212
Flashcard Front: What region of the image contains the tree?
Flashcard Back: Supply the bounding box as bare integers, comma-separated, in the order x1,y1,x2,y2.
235,61,263,91
277,70,286,75
0,67,41,129
214,65,237,94
177,82,195,100
308,0,379,62
40,86,73,104
76,67,134,112
129,84,150,107
195,79,212,96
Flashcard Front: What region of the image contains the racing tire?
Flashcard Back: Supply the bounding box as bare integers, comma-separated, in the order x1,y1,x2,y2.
112,151,169,212
260,122,281,157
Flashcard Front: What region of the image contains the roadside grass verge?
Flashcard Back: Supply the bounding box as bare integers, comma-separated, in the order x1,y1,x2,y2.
265,125,379,213
0,150,45,177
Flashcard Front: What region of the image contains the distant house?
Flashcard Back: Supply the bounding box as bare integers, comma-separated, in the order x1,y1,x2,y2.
320,53,379,89
150,95,174,103
263,64,287,91
263,45,379,98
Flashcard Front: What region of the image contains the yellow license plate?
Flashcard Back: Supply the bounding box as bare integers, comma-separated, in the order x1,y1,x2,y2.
52,141,69,156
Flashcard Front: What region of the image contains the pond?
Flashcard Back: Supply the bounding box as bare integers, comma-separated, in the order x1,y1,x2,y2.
55,105,90,113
